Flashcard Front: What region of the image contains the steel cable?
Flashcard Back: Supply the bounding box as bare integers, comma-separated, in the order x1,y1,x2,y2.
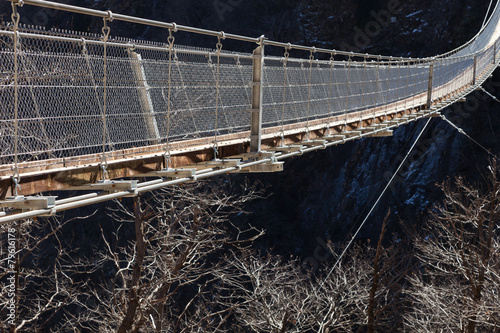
320,117,433,289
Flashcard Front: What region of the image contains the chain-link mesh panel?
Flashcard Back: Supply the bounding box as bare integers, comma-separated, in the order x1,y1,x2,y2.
138,50,252,143
261,58,433,129
0,26,253,170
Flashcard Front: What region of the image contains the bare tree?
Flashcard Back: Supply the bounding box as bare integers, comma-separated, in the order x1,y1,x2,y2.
0,213,95,333
363,211,413,333
312,246,371,333
216,210,415,333
59,179,264,332
404,163,500,332
217,252,315,332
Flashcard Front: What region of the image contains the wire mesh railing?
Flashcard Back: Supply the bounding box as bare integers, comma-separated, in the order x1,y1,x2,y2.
0,24,255,171
1,0,500,178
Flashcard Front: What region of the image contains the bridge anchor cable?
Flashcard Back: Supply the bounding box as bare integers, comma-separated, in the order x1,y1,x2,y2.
440,115,499,160
480,86,500,103
320,117,433,289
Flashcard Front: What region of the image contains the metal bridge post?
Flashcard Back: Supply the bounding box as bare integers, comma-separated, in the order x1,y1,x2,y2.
494,41,497,64
426,60,434,109
473,55,478,85
250,37,265,152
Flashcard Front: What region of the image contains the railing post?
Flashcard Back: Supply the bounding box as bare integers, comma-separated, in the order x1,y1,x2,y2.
473,54,477,85
426,60,434,109
250,37,265,152
494,41,497,64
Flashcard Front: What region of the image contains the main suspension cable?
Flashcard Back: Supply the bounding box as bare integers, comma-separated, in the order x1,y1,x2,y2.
482,0,495,29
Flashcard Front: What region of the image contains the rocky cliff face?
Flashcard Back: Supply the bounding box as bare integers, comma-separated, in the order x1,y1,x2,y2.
301,0,490,56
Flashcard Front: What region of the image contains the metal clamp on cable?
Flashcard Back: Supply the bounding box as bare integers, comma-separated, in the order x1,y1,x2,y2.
164,153,171,170
11,168,21,197
100,158,108,181
213,141,219,160
106,10,114,22
256,35,266,46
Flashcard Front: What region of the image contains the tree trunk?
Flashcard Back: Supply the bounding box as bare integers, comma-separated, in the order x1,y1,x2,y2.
118,197,147,333
367,212,389,333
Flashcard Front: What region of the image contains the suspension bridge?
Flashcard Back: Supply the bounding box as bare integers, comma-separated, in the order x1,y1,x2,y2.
1,0,500,223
